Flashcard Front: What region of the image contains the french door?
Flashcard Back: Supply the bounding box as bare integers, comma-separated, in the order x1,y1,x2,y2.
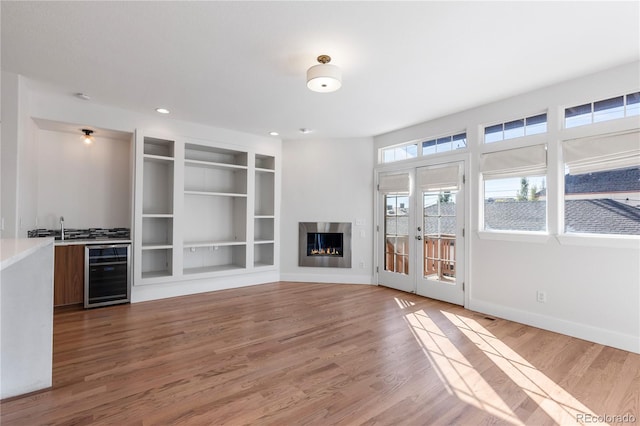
377,162,465,305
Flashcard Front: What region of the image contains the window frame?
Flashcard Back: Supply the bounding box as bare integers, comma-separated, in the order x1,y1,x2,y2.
379,131,467,165
483,112,548,144
564,91,640,129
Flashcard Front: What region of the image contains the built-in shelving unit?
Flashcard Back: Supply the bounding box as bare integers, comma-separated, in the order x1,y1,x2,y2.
254,154,275,267
134,134,278,287
140,138,175,279
183,144,248,274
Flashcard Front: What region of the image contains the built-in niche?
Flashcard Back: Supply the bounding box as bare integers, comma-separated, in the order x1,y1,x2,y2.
33,118,133,230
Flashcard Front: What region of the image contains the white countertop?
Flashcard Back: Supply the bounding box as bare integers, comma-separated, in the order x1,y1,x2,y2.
1,238,54,271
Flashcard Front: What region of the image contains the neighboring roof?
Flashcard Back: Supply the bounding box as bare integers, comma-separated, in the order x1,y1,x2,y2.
388,197,640,236
565,167,640,194
484,201,546,232
565,199,640,235
485,199,640,234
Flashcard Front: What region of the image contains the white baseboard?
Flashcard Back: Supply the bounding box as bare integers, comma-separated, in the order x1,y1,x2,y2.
467,299,639,354
131,271,280,303
279,272,374,285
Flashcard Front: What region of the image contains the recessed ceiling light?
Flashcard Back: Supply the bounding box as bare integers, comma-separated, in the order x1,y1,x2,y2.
299,128,312,134
269,131,279,136
75,93,91,101
155,108,170,114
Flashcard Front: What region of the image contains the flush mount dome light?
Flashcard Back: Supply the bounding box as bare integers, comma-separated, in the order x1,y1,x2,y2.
307,55,342,93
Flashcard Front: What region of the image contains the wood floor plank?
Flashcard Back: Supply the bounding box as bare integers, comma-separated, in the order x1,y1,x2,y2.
2,282,638,425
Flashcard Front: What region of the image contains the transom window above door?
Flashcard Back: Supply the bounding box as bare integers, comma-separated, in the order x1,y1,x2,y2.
380,132,467,164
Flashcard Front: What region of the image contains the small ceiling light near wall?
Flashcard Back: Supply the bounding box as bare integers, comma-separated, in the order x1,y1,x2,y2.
155,108,170,114
81,129,94,145
269,131,279,136
307,55,342,93
75,93,91,101
299,128,312,134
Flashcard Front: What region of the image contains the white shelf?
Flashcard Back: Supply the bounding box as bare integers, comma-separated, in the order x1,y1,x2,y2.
142,213,174,218
143,154,174,163
142,244,173,250
185,159,247,170
183,264,245,275
254,239,275,244
141,270,173,279
184,191,247,197
184,240,246,248
255,215,275,219
256,167,275,173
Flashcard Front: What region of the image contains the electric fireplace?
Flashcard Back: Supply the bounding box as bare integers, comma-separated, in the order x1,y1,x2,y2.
299,222,351,268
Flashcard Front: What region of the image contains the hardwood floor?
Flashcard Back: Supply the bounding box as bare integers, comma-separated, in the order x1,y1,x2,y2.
1,282,638,425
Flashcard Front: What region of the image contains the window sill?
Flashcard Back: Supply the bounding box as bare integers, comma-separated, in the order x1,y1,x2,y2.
477,231,550,244
556,234,640,249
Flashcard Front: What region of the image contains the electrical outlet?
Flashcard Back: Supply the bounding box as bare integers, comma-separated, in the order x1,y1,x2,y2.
359,260,365,269
536,290,547,303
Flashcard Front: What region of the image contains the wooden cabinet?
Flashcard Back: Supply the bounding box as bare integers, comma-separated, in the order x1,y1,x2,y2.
54,245,85,306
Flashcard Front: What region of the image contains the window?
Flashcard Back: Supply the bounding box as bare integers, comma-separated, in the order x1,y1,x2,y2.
562,131,640,235
565,92,640,128
480,145,548,232
378,172,411,275
484,113,547,143
422,133,467,155
381,143,418,163
380,132,466,164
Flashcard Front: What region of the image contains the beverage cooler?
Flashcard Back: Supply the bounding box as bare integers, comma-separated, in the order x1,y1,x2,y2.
85,244,131,308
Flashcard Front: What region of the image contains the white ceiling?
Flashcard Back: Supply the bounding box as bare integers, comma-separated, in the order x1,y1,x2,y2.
2,1,639,140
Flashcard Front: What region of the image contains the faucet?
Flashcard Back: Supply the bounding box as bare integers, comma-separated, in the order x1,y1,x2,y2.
60,216,65,240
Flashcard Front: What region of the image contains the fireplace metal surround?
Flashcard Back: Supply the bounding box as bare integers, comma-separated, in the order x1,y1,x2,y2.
299,222,352,268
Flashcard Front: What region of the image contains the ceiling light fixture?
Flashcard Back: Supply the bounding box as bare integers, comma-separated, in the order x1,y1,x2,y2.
155,108,170,114
307,55,341,93
75,93,91,101
81,129,94,145
299,128,312,134
269,131,279,136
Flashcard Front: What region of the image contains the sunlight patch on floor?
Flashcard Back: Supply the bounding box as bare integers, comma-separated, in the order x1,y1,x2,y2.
394,297,416,309
405,309,524,425
441,311,608,426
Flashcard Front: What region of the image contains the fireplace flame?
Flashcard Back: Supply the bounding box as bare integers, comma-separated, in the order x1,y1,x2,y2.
310,247,341,256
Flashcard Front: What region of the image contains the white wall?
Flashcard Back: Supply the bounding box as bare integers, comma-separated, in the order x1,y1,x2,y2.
374,61,640,353
36,129,132,230
1,72,20,238
280,137,374,284
1,72,36,238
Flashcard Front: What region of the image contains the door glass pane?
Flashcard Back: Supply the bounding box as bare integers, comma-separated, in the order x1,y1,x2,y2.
422,191,457,284
384,194,409,275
